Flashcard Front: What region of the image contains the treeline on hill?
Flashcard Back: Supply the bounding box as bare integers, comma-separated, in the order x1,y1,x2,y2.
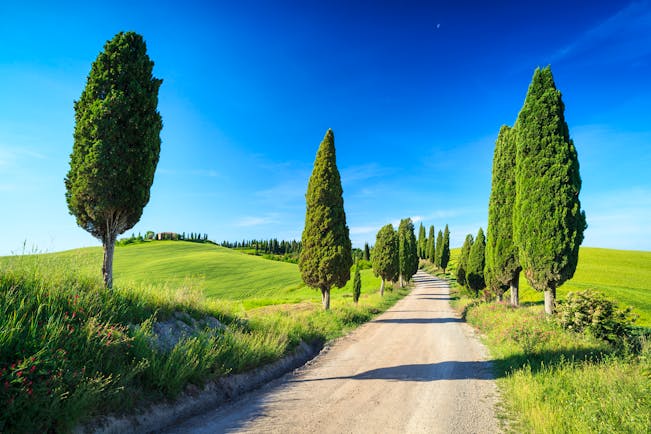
371,219,450,294
117,231,211,246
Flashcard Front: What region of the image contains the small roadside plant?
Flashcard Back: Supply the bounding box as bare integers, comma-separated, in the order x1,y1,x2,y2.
353,264,361,305
556,289,637,346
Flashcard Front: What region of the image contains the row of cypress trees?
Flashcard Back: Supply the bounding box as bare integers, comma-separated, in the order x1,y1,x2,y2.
417,222,451,272
484,66,586,314
370,219,419,295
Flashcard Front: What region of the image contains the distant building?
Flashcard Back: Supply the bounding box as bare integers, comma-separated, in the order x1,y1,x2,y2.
156,232,179,241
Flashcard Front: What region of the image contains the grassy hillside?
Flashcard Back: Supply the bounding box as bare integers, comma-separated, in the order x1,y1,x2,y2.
517,247,651,325
11,241,381,310
444,246,651,326
0,241,401,432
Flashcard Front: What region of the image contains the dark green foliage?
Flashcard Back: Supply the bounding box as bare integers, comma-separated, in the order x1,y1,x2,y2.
363,242,371,261
65,31,162,288
417,223,426,259
372,224,399,286
299,129,353,310
513,66,586,312
435,230,443,268
467,228,486,295
398,218,418,284
556,290,637,345
486,125,521,302
441,224,450,272
457,234,473,286
353,264,362,304
427,225,435,263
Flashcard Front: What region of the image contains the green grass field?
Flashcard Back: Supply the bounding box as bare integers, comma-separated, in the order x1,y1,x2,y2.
12,241,381,310
516,247,651,326
442,246,651,326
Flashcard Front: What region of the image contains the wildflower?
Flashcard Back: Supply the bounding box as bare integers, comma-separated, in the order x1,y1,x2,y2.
16,371,22,378
27,388,32,396
4,381,9,390
30,366,36,374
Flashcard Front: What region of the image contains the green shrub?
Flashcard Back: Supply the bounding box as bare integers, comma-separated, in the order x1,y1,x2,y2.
556,289,637,345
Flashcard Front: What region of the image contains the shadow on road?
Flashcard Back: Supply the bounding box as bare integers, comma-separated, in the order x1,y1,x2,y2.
290,360,494,383
372,317,462,324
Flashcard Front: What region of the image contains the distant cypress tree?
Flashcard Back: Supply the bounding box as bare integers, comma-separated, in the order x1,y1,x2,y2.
427,225,435,264
372,224,399,296
353,263,362,305
417,223,426,259
457,234,473,287
363,242,371,261
486,125,521,305
299,129,353,310
435,230,443,268
467,228,486,296
513,66,586,314
441,224,451,273
398,218,418,286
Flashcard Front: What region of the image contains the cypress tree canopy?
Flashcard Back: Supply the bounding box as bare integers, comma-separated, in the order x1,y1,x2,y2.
513,66,586,298
65,31,162,288
441,224,451,272
418,223,426,259
372,224,399,284
299,129,352,309
427,225,435,263
467,227,486,295
457,234,473,287
398,218,418,283
435,230,443,267
486,125,521,288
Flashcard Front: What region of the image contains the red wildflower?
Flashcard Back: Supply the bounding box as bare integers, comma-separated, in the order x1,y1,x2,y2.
30,366,36,374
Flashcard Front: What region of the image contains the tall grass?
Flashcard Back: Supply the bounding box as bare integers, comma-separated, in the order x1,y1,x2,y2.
0,251,407,432
461,301,651,433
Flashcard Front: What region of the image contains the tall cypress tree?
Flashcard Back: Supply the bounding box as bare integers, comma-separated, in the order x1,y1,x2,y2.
457,234,473,287
299,129,353,310
417,223,426,259
486,125,522,306
514,66,586,314
427,225,435,264
467,228,486,297
65,31,162,288
441,224,451,273
435,230,444,268
372,224,399,296
398,218,418,286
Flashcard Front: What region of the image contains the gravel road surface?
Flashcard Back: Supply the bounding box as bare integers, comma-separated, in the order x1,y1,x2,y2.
163,270,499,433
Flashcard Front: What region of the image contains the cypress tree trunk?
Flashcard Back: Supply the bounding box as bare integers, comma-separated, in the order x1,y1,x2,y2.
321,287,331,310
544,286,556,314
380,279,385,297
510,272,520,307
102,233,117,289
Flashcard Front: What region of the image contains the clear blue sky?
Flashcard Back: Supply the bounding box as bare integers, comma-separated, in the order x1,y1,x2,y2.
1,0,650,255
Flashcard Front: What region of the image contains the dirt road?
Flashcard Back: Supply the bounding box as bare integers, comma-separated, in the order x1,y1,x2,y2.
163,270,499,433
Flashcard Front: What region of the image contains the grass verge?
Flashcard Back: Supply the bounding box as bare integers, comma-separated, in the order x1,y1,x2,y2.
448,286,651,433
0,254,409,433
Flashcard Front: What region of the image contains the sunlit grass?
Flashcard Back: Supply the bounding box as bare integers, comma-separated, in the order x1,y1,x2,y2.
0,243,402,432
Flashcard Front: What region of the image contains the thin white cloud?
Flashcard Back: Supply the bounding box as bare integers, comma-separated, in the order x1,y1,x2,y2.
350,225,378,235
234,213,281,227
550,1,651,65
341,163,394,184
